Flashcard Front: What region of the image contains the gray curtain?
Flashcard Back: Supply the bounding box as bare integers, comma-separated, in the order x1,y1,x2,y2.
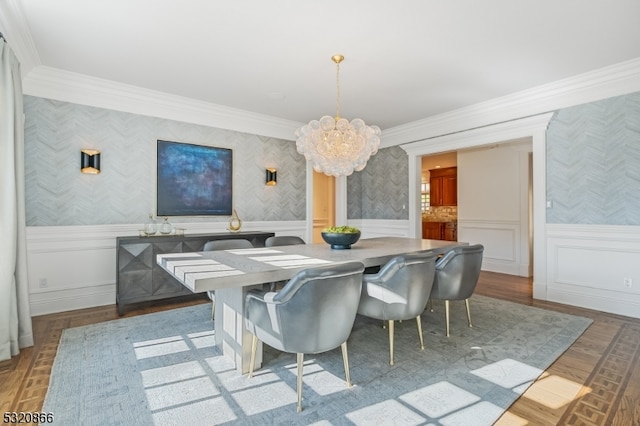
0,34,33,361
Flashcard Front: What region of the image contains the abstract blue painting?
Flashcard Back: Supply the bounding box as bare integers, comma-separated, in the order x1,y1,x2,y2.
157,140,233,216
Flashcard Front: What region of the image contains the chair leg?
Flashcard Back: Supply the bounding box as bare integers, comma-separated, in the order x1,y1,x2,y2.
209,291,215,320
296,353,304,412
341,342,352,387
416,316,425,350
465,298,473,328
248,335,258,378
388,320,395,366
444,300,450,337
428,299,433,312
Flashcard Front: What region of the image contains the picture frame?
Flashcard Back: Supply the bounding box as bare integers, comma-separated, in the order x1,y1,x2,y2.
156,140,233,216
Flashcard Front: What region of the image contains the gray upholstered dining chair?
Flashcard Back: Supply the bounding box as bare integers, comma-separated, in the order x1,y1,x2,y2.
429,244,484,337
244,261,364,412
202,238,254,319
356,251,437,366
265,235,305,247
264,235,306,290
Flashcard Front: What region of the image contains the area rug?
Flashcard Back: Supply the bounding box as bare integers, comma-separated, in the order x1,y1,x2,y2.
43,295,592,425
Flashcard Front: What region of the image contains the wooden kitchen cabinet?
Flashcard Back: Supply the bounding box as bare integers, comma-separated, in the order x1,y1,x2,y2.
422,222,443,240
443,222,457,241
429,167,457,206
422,221,457,241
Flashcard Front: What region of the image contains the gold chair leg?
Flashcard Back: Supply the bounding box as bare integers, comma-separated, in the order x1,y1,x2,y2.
388,320,395,366
465,299,473,328
416,316,425,350
248,335,258,378
444,300,450,337
341,342,352,387
296,353,304,412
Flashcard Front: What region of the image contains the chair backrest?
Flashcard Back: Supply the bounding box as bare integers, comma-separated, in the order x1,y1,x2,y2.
246,262,364,354
203,239,254,251
433,244,484,300
265,236,305,247
358,251,437,320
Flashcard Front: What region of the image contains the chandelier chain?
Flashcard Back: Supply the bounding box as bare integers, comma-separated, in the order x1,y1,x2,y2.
335,60,341,120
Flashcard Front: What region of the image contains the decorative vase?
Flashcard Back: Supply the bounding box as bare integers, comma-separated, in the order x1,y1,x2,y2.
144,214,157,235
228,209,242,232
160,216,173,234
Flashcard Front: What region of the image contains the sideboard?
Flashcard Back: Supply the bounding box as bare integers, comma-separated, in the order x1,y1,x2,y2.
116,231,275,315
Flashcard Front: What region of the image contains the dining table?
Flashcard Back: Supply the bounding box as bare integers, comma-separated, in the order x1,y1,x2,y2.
157,236,465,373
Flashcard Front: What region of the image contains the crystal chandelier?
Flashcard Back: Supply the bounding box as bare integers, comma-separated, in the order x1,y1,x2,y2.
295,55,381,177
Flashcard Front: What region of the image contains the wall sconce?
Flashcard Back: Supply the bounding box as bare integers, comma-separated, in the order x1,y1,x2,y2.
81,149,100,174
265,168,277,186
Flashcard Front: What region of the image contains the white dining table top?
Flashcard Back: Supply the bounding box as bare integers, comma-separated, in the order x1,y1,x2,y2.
157,236,464,293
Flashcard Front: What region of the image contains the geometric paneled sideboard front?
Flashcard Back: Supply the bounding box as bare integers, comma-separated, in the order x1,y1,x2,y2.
116,231,275,315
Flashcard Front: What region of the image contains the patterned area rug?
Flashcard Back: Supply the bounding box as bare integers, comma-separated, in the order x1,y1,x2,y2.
43,295,592,425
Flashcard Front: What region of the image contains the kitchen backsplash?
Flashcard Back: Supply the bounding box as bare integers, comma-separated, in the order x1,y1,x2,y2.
422,206,458,222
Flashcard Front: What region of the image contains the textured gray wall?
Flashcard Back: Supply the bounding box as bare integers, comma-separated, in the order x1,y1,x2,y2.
24,96,306,226
347,146,409,220
547,92,640,225
34,90,638,227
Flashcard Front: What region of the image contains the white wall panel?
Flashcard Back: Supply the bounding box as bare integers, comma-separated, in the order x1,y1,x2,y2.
459,222,516,260
26,221,306,315
547,224,640,318
458,220,526,275
458,146,522,221
349,219,410,238
457,142,532,277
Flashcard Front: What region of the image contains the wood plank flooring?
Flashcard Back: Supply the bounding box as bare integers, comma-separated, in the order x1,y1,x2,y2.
478,272,640,426
1,272,639,425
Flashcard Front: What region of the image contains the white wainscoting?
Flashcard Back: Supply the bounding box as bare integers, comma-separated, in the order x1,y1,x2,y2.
352,219,530,276
458,219,530,277
26,221,306,316
546,224,640,319
348,219,411,238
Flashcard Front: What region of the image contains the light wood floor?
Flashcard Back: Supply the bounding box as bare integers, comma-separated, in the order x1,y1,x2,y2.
1,272,639,425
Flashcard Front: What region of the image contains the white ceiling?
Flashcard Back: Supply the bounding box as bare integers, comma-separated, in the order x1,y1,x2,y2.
2,0,640,131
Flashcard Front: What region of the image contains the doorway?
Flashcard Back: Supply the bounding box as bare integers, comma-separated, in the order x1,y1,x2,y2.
419,140,533,277
312,170,335,243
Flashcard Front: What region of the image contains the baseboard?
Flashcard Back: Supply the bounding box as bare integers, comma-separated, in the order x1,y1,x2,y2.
481,259,531,277
547,287,640,319
29,283,115,317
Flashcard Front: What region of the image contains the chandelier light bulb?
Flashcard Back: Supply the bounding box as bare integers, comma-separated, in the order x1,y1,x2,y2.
295,55,381,177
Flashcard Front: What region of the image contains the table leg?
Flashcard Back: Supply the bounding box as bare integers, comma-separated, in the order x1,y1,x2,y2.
214,285,264,374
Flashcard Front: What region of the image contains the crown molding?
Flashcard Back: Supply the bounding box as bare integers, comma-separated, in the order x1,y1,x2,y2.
22,66,302,141
2,0,301,140
5,0,639,145
16,57,640,146
0,0,41,73
401,113,553,156
382,57,640,147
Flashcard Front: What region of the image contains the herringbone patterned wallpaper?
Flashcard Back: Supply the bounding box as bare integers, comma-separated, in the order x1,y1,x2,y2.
547,92,640,225
348,146,409,220
24,96,306,226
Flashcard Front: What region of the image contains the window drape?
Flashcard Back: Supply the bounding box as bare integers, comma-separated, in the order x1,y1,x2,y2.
0,35,33,361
